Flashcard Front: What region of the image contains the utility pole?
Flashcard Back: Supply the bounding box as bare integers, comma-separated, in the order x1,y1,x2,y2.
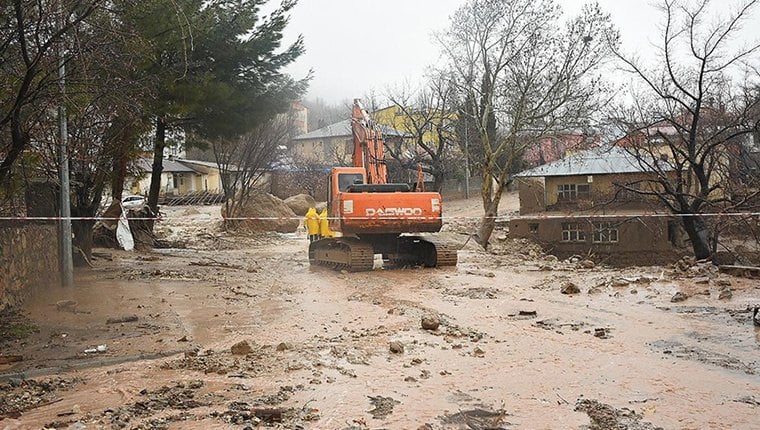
58,1,74,287
463,115,470,199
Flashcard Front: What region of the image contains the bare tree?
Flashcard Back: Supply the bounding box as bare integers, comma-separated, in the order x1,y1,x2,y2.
384,74,459,191
0,0,101,186
438,0,617,248
610,0,760,260
214,114,293,228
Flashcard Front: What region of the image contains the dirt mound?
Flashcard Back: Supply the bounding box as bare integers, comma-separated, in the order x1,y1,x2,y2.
223,193,299,233
284,194,317,216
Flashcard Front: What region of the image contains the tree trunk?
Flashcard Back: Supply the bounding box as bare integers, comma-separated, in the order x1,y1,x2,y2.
110,119,135,200
433,171,444,193
147,116,166,214
72,219,95,265
476,204,498,250
682,215,712,260
476,170,505,249
0,118,27,185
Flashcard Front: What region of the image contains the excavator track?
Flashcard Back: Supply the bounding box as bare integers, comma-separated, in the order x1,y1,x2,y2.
389,236,458,268
309,238,374,272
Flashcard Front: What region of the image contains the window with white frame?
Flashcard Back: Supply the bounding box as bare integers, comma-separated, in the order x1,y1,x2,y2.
557,184,591,201
593,222,619,243
561,223,586,242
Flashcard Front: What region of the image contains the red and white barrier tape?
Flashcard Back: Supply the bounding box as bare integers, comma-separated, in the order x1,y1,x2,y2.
0,212,759,222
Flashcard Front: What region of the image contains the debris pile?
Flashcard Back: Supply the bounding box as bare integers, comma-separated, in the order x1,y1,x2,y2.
574,399,661,430
284,193,317,216
0,377,83,418
222,193,299,233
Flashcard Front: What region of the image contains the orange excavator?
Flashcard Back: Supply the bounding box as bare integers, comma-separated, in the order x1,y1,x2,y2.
308,99,458,271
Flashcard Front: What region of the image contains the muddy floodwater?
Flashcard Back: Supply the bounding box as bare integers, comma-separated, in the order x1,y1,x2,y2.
1,200,759,429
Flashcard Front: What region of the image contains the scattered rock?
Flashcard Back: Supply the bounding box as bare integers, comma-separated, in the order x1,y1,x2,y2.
276,342,293,352
718,289,732,300
55,300,78,312
389,341,404,354
106,315,138,324
694,277,710,285
518,310,537,317
594,328,610,339
575,399,660,430
230,341,253,355
561,282,580,295
716,279,732,287
671,292,689,303
421,316,440,331
578,259,595,269
440,408,509,428
367,396,400,419
611,278,630,287
465,269,496,278
252,407,283,423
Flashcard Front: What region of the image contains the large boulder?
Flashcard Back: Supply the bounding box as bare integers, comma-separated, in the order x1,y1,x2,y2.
223,192,299,233
284,193,317,216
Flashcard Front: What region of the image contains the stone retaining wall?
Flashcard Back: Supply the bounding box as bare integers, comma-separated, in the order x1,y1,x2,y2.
0,222,60,311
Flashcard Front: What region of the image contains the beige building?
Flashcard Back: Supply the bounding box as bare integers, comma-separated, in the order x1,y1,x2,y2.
290,119,409,166
130,158,224,196
510,146,683,265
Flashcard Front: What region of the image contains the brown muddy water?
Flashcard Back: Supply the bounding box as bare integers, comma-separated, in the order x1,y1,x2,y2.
1,229,759,429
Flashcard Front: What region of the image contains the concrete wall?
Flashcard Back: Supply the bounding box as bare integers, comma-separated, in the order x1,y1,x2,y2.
510,215,682,266
517,177,545,214
0,222,60,311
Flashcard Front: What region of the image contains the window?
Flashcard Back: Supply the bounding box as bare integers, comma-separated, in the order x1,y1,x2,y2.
577,184,591,199
529,223,539,235
338,173,364,191
593,222,619,243
557,184,591,201
557,184,576,200
561,223,586,242
616,183,641,200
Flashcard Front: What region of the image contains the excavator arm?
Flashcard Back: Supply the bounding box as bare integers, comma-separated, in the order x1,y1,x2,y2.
351,99,388,185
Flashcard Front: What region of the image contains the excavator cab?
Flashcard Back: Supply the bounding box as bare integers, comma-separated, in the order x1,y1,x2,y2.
325,165,443,236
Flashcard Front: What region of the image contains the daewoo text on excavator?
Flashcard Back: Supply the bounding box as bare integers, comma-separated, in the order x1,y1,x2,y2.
308,99,458,271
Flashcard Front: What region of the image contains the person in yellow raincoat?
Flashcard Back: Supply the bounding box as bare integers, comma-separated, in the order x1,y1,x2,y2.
318,208,333,239
304,207,320,243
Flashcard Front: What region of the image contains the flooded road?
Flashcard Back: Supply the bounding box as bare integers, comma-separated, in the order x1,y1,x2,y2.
1,205,759,429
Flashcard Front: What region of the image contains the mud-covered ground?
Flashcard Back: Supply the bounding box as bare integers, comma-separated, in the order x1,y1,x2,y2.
1,195,759,429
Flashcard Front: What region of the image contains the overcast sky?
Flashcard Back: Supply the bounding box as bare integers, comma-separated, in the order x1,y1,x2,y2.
279,0,759,104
